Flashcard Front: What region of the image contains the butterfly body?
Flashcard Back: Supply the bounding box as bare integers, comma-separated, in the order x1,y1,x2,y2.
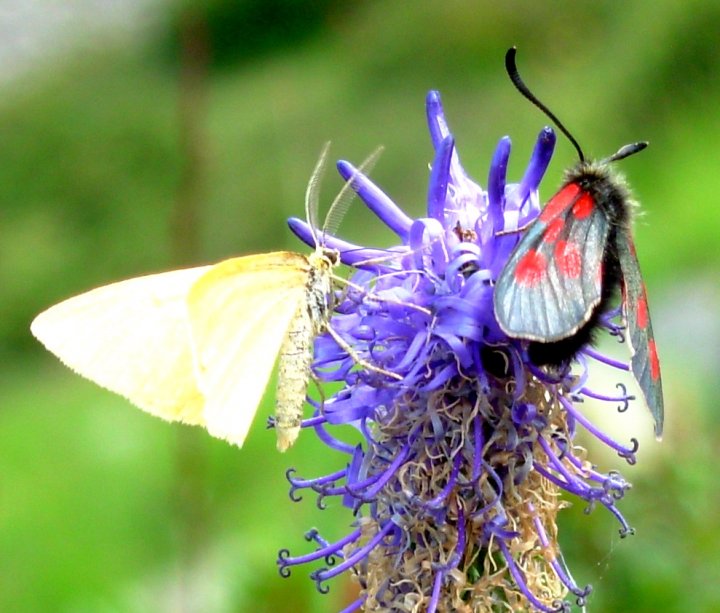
274,247,338,451
186,247,341,451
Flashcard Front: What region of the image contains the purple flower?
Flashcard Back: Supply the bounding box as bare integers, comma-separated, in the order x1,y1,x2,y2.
277,91,638,612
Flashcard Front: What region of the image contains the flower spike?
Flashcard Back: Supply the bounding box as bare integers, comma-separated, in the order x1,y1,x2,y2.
281,89,643,611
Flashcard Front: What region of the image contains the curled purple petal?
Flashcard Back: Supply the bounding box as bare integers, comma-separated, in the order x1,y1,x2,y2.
427,135,454,221
516,126,556,215
336,160,413,239
426,90,451,148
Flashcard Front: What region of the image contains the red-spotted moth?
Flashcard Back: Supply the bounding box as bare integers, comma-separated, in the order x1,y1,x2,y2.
494,48,664,438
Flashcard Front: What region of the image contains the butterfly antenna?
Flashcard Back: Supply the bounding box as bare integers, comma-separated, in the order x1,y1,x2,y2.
305,141,332,247
505,47,586,163
321,145,385,242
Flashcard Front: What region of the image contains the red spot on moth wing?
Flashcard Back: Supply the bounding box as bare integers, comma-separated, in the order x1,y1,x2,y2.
636,292,649,329
515,250,547,286
554,240,582,278
543,217,565,243
571,192,594,219
648,339,661,381
539,183,581,223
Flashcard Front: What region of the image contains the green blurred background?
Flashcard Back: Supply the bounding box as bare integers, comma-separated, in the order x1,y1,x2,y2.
2,1,718,611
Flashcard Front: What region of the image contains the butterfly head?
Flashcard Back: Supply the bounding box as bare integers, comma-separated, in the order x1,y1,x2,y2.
308,245,341,272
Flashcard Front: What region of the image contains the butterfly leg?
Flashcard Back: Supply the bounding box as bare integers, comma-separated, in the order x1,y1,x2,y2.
333,275,433,316
307,370,326,418
324,324,403,381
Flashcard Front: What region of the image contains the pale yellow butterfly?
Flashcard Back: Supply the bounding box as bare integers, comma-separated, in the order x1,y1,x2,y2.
31,143,394,451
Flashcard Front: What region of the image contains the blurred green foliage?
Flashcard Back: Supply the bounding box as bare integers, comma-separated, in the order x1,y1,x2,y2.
1,1,719,611
163,0,340,68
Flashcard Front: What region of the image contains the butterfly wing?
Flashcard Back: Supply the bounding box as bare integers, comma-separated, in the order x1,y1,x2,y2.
494,182,610,341
187,251,310,448
31,266,212,424
617,236,664,438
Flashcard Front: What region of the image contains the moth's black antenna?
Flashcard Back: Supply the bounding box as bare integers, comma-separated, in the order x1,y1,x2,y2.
505,47,586,163
604,141,648,164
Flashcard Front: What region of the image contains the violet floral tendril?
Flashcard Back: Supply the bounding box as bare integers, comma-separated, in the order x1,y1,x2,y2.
276,91,643,611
